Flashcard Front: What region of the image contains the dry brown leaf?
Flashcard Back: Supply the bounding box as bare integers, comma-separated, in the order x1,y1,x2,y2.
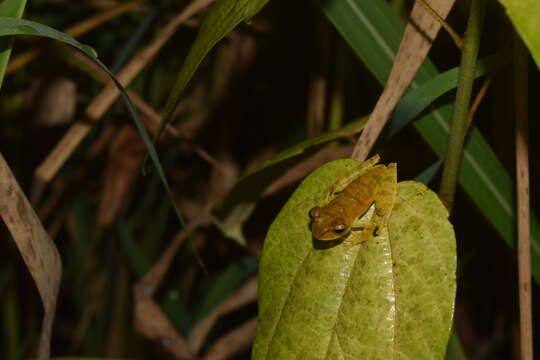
189,277,258,353
201,317,257,360
351,0,456,161
0,153,61,359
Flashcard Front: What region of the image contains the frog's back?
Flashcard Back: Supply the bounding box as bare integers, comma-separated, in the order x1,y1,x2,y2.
327,168,381,221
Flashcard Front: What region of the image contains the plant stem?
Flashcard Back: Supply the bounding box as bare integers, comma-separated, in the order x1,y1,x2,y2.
439,0,487,210
514,34,533,360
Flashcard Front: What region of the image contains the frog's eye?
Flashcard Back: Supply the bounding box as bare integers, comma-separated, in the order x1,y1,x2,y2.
333,224,347,234
309,207,321,218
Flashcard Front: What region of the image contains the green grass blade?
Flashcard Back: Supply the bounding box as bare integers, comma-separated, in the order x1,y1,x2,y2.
154,0,270,141
319,0,540,282
0,0,27,89
498,0,540,69
0,17,186,228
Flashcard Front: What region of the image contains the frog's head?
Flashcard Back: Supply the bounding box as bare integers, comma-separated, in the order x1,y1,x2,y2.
309,206,350,240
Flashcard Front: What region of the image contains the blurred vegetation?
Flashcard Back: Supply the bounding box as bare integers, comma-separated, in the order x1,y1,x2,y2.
0,0,538,359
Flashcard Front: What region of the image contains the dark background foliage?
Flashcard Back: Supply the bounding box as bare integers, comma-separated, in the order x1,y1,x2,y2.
0,0,538,358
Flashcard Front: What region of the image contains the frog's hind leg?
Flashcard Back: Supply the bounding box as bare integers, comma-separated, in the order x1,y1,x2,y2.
342,216,376,250
343,222,376,250
373,162,397,231
328,155,381,197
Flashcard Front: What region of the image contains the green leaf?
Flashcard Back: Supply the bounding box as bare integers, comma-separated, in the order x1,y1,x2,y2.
154,0,270,140
498,0,540,69
253,159,456,359
212,117,367,245
0,0,27,89
319,0,540,283
0,17,186,228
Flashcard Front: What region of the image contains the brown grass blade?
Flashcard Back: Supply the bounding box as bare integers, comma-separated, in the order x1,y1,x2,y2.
351,0,456,161
0,153,62,359
466,73,493,129
514,33,533,360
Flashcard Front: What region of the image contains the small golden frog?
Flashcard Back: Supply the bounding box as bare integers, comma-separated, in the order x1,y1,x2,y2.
309,155,397,248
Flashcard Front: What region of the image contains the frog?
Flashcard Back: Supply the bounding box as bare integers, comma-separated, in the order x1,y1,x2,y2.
309,155,397,248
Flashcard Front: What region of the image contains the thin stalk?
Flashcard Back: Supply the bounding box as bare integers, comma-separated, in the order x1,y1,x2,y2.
514,34,533,360
439,0,487,210
417,0,463,49
466,73,493,129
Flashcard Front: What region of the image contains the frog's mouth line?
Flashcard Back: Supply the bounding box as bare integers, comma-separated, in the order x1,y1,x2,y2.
311,231,351,250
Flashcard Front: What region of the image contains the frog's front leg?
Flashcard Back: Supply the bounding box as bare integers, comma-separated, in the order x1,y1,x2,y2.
327,155,381,199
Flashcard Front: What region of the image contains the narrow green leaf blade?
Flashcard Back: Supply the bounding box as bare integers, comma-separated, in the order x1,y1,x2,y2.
253,160,456,359
0,0,27,89
155,0,270,140
319,0,540,282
